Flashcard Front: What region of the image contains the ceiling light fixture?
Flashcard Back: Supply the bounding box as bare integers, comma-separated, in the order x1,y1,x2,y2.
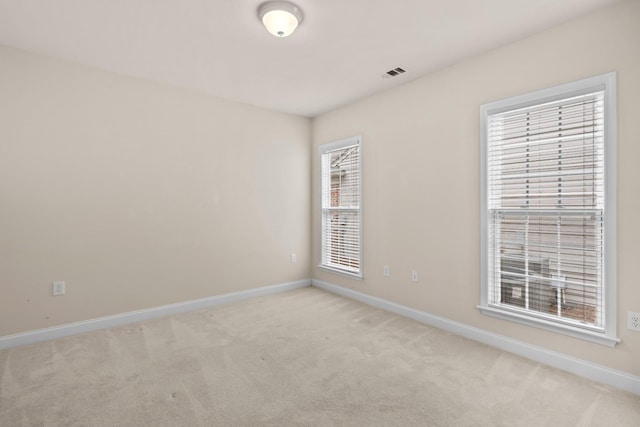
258,1,303,38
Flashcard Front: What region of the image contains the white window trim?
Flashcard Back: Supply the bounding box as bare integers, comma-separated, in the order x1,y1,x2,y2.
318,136,363,280
318,265,364,280
479,73,618,347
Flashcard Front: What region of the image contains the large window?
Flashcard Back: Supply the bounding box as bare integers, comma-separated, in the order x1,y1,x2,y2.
480,73,617,346
320,136,362,278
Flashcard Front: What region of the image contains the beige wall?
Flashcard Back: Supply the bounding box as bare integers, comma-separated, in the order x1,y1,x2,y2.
0,46,311,336
312,0,640,376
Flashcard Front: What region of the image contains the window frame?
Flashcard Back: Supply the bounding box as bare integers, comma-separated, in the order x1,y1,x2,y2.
318,136,363,279
479,73,618,347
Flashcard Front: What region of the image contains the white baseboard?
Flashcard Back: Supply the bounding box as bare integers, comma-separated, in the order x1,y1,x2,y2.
4,277,637,395
311,279,640,396
0,279,311,350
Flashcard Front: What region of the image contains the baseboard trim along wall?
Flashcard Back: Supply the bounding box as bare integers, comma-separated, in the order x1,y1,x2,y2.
311,279,640,396
3,277,638,395
0,279,311,350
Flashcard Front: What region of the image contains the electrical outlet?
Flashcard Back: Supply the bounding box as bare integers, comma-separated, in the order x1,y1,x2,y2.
52,281,65,296
383,265,390,277
628,311,640,332
411,271,418,282
290,253,297,263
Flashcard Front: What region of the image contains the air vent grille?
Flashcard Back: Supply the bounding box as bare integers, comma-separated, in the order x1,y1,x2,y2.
382,67,406,79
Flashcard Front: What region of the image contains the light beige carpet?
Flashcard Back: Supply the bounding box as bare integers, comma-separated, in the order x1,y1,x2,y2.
1,286,639,426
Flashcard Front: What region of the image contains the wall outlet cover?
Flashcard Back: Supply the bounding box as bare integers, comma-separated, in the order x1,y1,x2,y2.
628,311,640,331
52,281,65,296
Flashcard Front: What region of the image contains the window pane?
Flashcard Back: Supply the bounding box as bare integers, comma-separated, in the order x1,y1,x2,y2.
485,86,608,334
320,139,361,275
490,212,603,328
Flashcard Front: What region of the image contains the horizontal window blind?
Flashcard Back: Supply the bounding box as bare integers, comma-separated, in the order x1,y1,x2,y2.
487,90,605,330
321,139,361,274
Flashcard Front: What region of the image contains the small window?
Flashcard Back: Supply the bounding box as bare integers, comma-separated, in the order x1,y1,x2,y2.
319,136,362,278
480,73,618,346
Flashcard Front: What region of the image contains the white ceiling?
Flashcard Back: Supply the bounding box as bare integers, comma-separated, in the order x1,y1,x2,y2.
0,0,622,117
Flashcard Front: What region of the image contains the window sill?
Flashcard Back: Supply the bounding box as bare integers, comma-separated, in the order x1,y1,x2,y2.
477,305,620,347
318,265,363,281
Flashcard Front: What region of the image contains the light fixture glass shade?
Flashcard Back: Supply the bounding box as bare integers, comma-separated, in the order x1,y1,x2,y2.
258,1,303,37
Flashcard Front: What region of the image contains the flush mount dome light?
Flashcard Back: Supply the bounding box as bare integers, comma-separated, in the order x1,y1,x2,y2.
258,1,303,37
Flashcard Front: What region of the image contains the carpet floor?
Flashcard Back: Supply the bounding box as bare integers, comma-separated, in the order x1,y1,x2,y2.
1,286,639,426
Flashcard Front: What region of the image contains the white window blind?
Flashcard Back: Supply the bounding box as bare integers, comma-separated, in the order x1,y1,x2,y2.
480,73,617,345
320,137,361,276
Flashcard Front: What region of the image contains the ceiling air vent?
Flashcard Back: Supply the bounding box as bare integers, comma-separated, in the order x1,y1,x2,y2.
382,67,406,79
